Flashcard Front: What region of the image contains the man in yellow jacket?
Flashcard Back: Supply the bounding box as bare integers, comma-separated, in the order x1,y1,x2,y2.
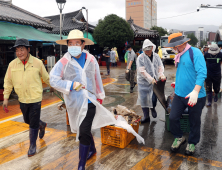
2,39,50,157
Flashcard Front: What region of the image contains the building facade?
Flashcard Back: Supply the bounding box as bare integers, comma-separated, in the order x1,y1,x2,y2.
125,0,157,29
208,32,216,42
196,27,204,47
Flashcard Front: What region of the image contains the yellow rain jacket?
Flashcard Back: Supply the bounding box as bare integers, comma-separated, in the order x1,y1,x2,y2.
3,54,50,103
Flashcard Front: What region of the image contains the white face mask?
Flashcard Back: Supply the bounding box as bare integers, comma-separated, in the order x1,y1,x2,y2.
68,46,82,57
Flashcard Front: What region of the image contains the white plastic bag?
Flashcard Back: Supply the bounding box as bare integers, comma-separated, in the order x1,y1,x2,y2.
115,115,145,144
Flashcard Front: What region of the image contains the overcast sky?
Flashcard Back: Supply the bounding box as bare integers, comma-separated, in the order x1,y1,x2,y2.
12,0,222,27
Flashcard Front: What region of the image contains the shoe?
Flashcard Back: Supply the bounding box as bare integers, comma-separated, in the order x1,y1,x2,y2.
206,92,212,107
78,144,90,170
185,143,195,155
130,87,133,93
150,108,157,118
28,128,39,157
141,108,150,123
87,135,96,160
39,120,47,139
214,93,218,102
171,136,186,152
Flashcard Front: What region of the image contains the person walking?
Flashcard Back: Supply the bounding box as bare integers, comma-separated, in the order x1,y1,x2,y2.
164,33,207,155
2,38,49,157
49,30,116,170
110,48,116,67
125,44,137,93
204,44,222,107
103,47,111,76
113,47,119,67
137,39,166,123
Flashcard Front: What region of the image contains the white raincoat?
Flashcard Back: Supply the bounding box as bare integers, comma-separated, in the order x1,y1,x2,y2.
136,39,164,108
50,50,116,141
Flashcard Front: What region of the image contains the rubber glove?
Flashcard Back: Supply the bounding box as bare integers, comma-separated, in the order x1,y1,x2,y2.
2,99,9,113
73,82,84,91
159,75,166,82
126,69,129,73
185,89,198,107
151,78,157,85
171,82,175,88
97,99,103,104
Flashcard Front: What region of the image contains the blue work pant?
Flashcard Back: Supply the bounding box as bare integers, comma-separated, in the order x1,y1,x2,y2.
169,94,206,145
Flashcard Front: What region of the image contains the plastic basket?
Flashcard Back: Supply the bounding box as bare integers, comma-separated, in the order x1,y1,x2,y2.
101,123,139,148
165,113,190,133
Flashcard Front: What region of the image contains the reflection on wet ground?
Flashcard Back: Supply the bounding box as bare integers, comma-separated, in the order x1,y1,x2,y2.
0,64,222,169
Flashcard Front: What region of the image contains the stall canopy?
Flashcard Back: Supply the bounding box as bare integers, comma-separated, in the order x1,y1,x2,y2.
0,21,67,42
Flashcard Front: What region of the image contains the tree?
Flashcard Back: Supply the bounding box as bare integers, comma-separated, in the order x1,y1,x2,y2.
150,26,168,37
93,14,134,48
200,39,207,47
187,33,198,46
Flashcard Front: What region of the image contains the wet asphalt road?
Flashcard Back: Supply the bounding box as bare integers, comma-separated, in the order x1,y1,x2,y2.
99,63,222,163
9,62,222,169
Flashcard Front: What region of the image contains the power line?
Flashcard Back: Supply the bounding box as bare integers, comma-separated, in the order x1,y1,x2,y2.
132,9,208,22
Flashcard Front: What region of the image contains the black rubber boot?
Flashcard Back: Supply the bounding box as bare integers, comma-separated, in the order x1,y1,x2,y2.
151,108,157,118
206,92,212,107
130,87,133,93
28,128,39,157
105,70,110,76
141,108,150,123
87,134,96,160
78,144,90,170
214,93,218,102
39,120,47,139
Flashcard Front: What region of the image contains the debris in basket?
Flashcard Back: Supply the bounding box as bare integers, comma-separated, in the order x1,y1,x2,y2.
58,102,66,111
111,105,141,125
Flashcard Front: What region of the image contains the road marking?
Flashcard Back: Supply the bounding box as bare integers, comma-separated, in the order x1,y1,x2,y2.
0,123,74,165
103,78,117,86
0,100,62,124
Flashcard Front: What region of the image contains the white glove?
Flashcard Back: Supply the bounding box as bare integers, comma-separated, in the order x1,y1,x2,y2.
73,82,84,91
159,75,166,81
126,69,129,73
185,89,199,107
151,78,157,85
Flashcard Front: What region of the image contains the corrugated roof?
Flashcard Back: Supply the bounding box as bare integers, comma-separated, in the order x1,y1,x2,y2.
0,1,54,30
128,17,159,38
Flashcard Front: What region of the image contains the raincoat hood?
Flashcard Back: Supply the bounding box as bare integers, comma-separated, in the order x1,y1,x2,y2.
142,39,156,53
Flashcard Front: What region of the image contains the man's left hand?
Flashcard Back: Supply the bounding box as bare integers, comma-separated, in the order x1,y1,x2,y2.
126,69,129,73
159,75,166,81
185,89,199,107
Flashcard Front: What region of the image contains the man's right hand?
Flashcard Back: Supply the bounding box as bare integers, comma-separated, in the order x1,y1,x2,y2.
73,82,85,91
2,99,8,111
151,78,157,85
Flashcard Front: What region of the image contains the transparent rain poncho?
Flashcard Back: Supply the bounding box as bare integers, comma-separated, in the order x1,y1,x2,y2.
136,39,164,108
50,50,116,141
110,50,116,63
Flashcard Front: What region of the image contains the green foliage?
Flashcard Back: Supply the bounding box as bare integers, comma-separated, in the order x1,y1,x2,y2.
200,39,207,47
131,45,142,52
93,14,134,48
187,33,198,46
150,26,168,37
